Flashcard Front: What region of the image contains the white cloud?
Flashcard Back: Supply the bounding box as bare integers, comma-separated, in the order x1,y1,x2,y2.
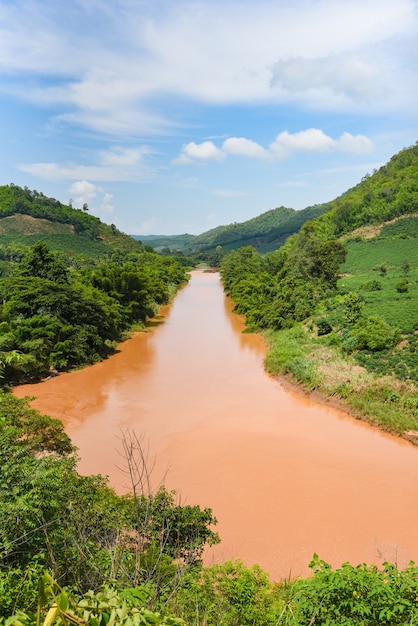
174,129,374,164
271,129,373,155
98,146,150,166
271,129,336,154
337,132,375,154
270,55,383,106
173,141,225,164
100,193,114,213
0,0,416,140
67,180,98,206
222,137,268,158
19,146,154,182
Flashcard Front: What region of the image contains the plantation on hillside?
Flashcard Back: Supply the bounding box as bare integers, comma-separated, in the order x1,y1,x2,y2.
0,184,143,258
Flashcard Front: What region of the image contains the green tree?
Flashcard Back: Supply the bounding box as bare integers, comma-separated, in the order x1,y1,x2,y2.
352,315,400,351
18,241,69,283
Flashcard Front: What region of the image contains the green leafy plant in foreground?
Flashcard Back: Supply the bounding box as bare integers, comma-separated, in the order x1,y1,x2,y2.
1,572,184,626
289,554,418,625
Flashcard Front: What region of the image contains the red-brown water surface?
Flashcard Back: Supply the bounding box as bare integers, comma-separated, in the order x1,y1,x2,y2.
14,270,418,580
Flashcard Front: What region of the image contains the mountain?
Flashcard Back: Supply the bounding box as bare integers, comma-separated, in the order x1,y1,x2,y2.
328,141,418,234
131,233,195,251
135,203,328,256
0,184,142,258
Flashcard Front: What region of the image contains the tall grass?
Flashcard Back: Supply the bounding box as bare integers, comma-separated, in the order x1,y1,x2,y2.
264,325,418,441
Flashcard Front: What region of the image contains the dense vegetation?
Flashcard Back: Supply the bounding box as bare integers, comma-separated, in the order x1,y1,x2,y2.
0,185,192,384
0,240,189,384
0,184,145,259
220,143,418,440
0,392,219,620
135,204,327,260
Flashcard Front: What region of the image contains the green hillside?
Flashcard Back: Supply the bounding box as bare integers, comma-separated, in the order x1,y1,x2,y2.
186,203,328,254
220,142,418,441
131,232,195,252
0,184,191,384
0,184,142,259
136,204,328,259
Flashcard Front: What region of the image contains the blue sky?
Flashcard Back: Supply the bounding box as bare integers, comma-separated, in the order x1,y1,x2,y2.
0,0,417,235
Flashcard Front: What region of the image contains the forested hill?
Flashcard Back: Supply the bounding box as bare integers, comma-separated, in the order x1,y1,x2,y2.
0,183,142,258
185,203,328,256
327,141,418,233
136,203,328,257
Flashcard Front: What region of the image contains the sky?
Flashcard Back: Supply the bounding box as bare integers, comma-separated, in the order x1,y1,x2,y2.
0,0,417,236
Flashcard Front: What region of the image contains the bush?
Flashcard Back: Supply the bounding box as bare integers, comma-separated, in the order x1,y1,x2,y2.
316,319,332,336
396,279,409,293
352,316,400,351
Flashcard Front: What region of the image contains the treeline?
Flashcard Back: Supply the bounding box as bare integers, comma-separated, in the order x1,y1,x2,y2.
1,392,417,625
220,143,418,360
220,218,347,331
330,141,418,234
0,240,189,383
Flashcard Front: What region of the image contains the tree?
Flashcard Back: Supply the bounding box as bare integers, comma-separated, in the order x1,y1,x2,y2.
18,241,68,283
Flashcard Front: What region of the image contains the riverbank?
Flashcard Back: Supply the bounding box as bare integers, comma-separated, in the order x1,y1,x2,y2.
263,324,418,446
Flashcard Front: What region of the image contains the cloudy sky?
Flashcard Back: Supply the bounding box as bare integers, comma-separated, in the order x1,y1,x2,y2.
1,0,417,235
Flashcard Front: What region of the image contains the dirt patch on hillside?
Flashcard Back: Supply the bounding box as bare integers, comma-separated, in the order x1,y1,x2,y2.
347,213,418,240
0,214,74,235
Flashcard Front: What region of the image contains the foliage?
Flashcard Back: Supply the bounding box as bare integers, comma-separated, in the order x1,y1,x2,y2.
348,316,401,352
149,204,327,262
288,554,418,625
185,205,329,257
396,279,409,293
220,219,345,331
0,395,220,604
0,184,141,257
330,142,418,235
1,573,184,626
170,560,278,626
3,558,418,626
0,242,188,383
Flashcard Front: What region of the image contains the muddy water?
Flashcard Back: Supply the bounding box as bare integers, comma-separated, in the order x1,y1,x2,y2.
14,270,418,580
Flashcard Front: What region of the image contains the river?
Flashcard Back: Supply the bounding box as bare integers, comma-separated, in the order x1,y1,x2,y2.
14,270,418,580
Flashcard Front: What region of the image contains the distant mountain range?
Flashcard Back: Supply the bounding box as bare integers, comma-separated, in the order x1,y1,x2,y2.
131,204,329,255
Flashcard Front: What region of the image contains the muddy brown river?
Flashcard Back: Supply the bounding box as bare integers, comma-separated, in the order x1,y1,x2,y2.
14,270,418,580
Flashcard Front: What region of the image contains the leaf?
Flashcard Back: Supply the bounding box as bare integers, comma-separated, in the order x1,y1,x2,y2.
43,606,59,626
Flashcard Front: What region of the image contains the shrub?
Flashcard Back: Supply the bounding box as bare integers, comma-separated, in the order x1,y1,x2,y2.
352,316,400,351
396,279,409,293
316,319,332,336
